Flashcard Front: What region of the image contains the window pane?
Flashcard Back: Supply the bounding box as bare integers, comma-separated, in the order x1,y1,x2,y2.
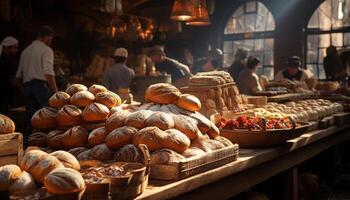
264,38,274,50
223,41,233,53
254,39,264,51
345,33,350,46
307,35,319,50
319,64,326,79
307,64,318,78
264,51,274,66
223,53,233,68
307,50,317,63
319,34,330,48
318,48,327,63
331,33,343,47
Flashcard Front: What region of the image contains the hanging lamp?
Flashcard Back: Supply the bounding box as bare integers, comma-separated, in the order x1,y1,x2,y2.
186,0,210,26
170,0,196,21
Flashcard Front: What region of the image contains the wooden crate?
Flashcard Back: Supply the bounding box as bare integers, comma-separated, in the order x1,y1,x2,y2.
0,133,23,166
149,144,239,181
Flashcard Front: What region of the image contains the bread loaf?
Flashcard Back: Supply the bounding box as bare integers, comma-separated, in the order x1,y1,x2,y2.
188,112,212,133
31,107,57,129
44,168,85,194
0,114,15,134
214,136,233,147
56,105,82,127
150,149,185,165
76,150,91,161
114,144,143,163
133,127,167,151
61,126,89,149
172,114,200,140
0,164,22,191
68,147,88,157
50,151,80,170
105,126,138,150
8,171,37,195
207,122,220,139
145,111,174,130
95,91,122,109
163,129,190,153
191,139,225,152
82,102,110,122
65,84,88,96
105,109,130,132
28,132,47,147
176,94,201,112
88,127,108,147
182,147,206,158
89,144,113,161
88,84,108,96
70,91,95,108
47,130,64,149
20,150,48,171
145,83,181,104
49,92,70,108
126,110,153,129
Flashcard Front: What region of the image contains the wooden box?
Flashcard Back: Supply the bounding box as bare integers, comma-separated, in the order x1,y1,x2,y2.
0,133,23,166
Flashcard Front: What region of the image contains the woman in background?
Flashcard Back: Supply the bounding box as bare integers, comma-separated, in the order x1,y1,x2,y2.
237,56,262,95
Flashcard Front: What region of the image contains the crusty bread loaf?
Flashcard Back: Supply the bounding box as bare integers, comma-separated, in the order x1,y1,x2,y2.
88,127,108,147
213,136,233,147
44,168,85,194
176,94,201,112
145,83,181,104
105,126,138,150
126,110,153,129
65,84,88,96
150,149,185,165
56,105,83,127
105,109,130,132
47,130,64,149
89,144,113,161
31,107,57,129
28,132,47,147
0,164,22,191
207,122,220,139
82,102,110,122
188,112,211,133
61,126,89,149
190,139,225,152
114,144,143,163
49,92,70,108
133,127,167,151
20,150,48,171
182,147,206,158
145,111,174,130
8,171,37,195
70,91,95,108
163,129,190,153
172,114,200,140
0,114,15,134
50,151,80,170
68,147,88,157
95,91,122,109
76,149,91,161
88,84,108,96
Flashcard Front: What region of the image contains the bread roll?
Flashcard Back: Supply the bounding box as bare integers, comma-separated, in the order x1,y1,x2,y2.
114,144,143,163
49,92,70,108
176,94,201,112
82,102,110,122
214,136,233,147
47,130,64,149
88,84,108,96
189,112,211,133
68,147,88,157
70,91,95,108
182,147,206,158
207,122,220,139
28,132,47,147
88,127,108,147
8,171,37,195
125,110,153,129
95,91,122,109
150,149,185,165
133,127,167,151
76,150,91,161
190,139,225,152
0,114,15,134
105,126,138,150
89,144,113,161
163,129,190,153
61,126,89,149
0,164,22,191
31,107,57,129
105,109,130,133
44,168,85,194
65,84,88,96
145,111,174,130
56,105,83,127
172,114,200,140
50,151,80,170
145,83,181,104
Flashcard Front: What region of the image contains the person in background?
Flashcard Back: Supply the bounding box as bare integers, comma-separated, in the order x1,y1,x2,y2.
324,45,344,80
193,49,223,73
16,25,58,122
102,48,135,92
228,48,248,81
237,56,262,95
0,36,19,114
275,56,310,81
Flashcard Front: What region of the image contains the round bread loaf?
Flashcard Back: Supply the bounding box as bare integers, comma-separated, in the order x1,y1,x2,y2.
182,147,206,158
70,91,95,108
176,94,201,112
88,84,108,96
207,122,220,139
126,110,153,129
28,132,47,147
61,126,89,149
76,149,91,161
82,102,110,122
8,171,37,195
0,114,15,134
49,92,70,108
68,147,88,157
0,164,22,191
88,127,108,147
95,91,122,109
65,84,88,96
105,126,138,150
89,144,113,161
56,105,83,127
105,109,130,132
163,129,190,153
28,154,64,184
214,136,233,147
50,151,80,171
172,114,200,140
145,111,174,130
150,149,185,165
31,107,57,129
47,130,64,149
44,168,85,194
114,144,143,163
145,83,181,104
133,127,167,151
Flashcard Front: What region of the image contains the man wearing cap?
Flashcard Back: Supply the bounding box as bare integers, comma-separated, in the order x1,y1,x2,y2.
102,48,135,92
228,48,248,81
275,56,310,81
193,48,223,73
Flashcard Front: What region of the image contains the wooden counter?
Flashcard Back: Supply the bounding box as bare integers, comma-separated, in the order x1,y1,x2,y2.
136,124,350,200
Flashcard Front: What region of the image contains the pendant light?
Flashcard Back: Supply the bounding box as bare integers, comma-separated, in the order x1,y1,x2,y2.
170,0,196,21
186,0,210,26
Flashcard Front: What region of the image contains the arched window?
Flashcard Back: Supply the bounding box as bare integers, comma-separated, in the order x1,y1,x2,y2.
306,0,350,79
223,1,275,79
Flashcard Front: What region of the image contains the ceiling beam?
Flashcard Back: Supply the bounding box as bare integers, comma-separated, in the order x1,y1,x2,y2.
125,0,152,12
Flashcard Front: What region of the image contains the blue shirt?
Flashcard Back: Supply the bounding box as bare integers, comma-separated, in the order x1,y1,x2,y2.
102,63,135,92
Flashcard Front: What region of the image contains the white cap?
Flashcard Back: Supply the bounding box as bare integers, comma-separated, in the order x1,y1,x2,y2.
0,36,18,56
114,48,128,58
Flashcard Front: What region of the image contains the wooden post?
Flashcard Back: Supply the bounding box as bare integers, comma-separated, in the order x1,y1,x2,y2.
283,167,298,200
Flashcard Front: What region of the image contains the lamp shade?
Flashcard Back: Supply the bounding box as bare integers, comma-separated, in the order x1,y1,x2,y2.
170,0,196,21
186,0,210,26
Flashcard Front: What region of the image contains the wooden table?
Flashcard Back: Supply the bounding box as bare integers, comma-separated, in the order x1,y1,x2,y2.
136,124,350,200
267,92,313,103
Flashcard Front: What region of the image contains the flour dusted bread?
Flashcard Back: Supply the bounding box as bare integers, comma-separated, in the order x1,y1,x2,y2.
214,136,233,147
0,164,22,191
163,129,190,153
172,114,200,140
190,139,225,152
8,171,37,195
133,127,167,151
145,83,181,104
176,94,201,112
105,126,138,150
88,127,108,147
126,110,153,129
88,84,108,96
44,168,85,194
207,122,220,139
89,143,113,161
49,91,70,108
31,107,57,129
20,150,48,171
47,130,64,149
28,132,47,147
150,149,185,165
114,144,143,163
182,147,206,158
61,126,89,149
50,151,80,170
95,91,122,109
70,91,95,108
145,111,174,130
105,109,130,132
82,102,110,121
0,114,15,134
56,105,83,127
65,84,88,96
189,112,212,133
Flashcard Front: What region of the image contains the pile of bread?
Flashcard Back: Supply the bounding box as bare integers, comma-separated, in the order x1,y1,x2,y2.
0,114,16,134
0,149,85,198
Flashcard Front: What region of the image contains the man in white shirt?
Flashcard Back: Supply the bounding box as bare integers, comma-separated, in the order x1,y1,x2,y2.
15,25,58,124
